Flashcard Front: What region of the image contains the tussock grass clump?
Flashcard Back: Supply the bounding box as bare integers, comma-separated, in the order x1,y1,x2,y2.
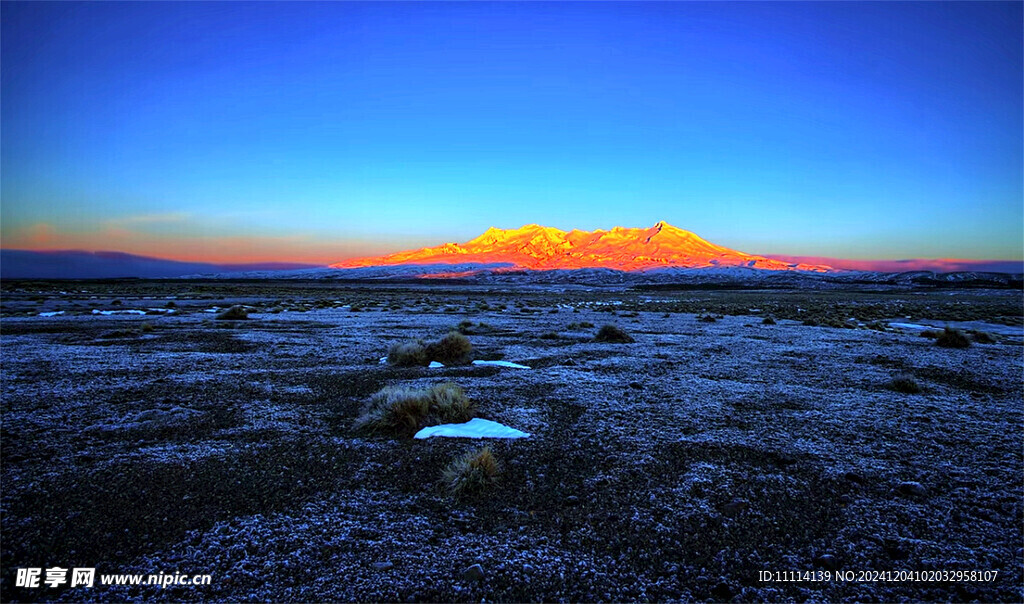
140,323,155,333
456,321,493,335
888,374,922,394
442,446,499,497
567,321,594,330
425,331,473,365
969,330,996,344
936,327,971,349
595,324,634,343
430,382,475,424
388,332,474,366
388,340,430,367
355,382,475,436
216,305,248,320
762,316,777,325
698,314,717,323
539,331,561,340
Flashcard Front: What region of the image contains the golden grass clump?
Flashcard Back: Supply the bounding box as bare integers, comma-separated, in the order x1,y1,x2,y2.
594,324,634,343
442,446,499,497
425,331,474,365
354,382,475,436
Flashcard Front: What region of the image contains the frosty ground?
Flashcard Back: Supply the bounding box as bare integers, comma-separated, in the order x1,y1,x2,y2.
1,281,1022,602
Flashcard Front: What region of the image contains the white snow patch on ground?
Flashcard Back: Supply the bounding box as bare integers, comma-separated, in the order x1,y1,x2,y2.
428,361,445,368
379,356,388,365
92,309,147,315
414,418,531,440
38,311,64,317
890,322,931,330
472,360,531,369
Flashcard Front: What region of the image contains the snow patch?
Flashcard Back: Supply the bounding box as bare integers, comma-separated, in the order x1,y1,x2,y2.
38,311,64,317
414,418,531,440
472,360,531,369
92,309,147,316
889,322,931,330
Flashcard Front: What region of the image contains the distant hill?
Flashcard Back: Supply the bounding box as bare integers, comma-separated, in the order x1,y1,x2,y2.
0,250,321,279
763,254,1023,274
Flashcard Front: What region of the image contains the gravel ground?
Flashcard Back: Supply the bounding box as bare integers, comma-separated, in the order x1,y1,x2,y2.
1,282,1021,602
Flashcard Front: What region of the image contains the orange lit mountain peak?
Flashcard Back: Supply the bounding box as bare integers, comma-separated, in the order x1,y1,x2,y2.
333,222,831,272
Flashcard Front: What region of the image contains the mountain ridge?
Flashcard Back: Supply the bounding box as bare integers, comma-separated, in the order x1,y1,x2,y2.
334,221,832,272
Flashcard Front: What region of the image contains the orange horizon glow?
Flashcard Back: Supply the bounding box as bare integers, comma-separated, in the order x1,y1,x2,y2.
3,221,1021,272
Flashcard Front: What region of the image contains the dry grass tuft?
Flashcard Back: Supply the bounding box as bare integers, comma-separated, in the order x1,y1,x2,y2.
387,340,430,367
425,331,474,365
969,330,997,344
888,374,922,394
354,382,475,436
762,316,777,325
936,327,971,349
594,324,634,343
216,305,249,320
442,446,499,497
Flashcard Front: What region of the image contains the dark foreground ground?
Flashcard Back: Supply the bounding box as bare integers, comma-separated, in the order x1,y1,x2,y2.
1,281,1022,602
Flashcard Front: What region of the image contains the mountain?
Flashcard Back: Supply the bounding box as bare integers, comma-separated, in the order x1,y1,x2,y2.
0,250,320,279
334,221,831,272
763,254,1024,274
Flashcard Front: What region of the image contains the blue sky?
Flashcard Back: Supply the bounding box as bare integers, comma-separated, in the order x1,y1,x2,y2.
2,1,1021,262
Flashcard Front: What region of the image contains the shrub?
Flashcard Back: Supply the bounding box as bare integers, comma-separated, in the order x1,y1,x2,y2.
355,382,475,436
762,316,777,325
216,305,248,320
969,330,996,344
889,374,922,394
425,331,473,365
698,314,717,323
539,331,561,340
567,321,594,330
595,324,634,343
457,321,493,335
387,340,430,367
140,323,155,333
936,327,971,349
442,447,499,497
429,382,474,424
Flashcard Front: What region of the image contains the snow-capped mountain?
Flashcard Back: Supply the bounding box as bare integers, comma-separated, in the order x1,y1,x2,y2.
333,221,832,272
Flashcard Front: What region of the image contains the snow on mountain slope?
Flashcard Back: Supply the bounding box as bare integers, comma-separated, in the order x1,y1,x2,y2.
333,222,832,272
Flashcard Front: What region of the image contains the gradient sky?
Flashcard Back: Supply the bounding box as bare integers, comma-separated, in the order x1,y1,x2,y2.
2,1,1021,264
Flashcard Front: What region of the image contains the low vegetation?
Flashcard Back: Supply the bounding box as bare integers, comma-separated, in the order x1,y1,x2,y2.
936,327,971,349
594,324,634,343
387,340,430,367
970,330,997,344
442,446,499,497
216,305,249,320
888,374,923,394
567,321,595,330
387,331,474,366
425,331,473,365
354,382,474,436
762,316,777,325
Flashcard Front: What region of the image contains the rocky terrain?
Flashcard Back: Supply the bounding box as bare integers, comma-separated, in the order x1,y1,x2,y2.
1,280,1022,602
